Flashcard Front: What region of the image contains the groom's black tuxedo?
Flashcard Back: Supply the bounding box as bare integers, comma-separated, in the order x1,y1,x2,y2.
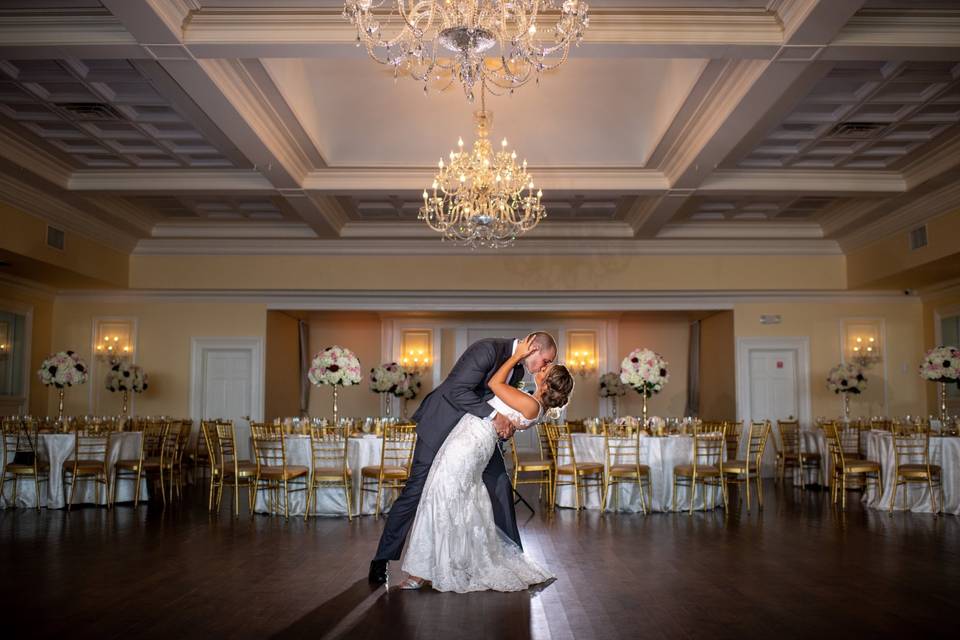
373,338,525,563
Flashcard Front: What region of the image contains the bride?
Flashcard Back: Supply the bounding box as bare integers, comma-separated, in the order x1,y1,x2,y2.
400,335,574,593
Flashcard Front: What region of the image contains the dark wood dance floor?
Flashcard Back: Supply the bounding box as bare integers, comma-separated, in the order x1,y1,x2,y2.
1,483,957,639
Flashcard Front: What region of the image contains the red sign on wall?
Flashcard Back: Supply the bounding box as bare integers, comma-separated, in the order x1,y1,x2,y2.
776,361,784,369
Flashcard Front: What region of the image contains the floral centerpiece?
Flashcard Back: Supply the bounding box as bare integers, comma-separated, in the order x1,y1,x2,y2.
38,350,88,420
105,361,148,416
394,371,422,419
827,363,866,421
308,346,362,425
370,362,406,417
599,371,627,419
620,348,669,427
920,345,959,421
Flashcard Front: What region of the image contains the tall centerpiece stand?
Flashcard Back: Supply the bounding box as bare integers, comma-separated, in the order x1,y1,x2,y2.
106,361,149,419
827,363,867,423
920,346,958,423
38,350,89,424
620,348,669,433
308,346,362,427
370,362,406,421
599,372,627,421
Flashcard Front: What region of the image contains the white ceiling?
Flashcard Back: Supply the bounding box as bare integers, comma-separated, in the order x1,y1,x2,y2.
263,57,708,167
0,0,958,254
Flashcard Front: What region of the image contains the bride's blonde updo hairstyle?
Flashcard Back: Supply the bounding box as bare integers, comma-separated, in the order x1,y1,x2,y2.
540,364,575,410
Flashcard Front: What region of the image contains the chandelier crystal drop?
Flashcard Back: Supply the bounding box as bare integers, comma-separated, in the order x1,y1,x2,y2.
419,90,546,248
343,0,590,101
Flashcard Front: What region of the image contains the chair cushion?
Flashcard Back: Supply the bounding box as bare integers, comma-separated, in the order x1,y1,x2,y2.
721,460,760,474
555,462,603,475
6,462,48,474
897,463,942,477
361,465,408,479
62,460,104,472
222,461,257,477
311,466,351,478
516,459,553,472
609,463,649,476
258,464,309,480
674,464,720,477
841,460,880,473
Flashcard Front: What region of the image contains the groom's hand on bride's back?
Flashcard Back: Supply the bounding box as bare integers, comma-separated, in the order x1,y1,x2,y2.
492,412,517,439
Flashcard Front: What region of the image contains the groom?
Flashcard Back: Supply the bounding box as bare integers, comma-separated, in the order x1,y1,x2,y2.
368,332,557,584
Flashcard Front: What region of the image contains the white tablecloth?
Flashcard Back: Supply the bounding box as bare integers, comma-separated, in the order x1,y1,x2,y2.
862,431,960,515
253,434,389,517
791,430,830,486
1,432,147,509
553,434,724,512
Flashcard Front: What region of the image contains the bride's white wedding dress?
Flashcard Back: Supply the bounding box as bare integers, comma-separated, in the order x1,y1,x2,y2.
401,395,555,593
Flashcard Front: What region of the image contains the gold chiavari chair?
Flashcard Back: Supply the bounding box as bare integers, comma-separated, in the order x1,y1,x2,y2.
169,420,192,500
63,431,111,511
601,423,650,514
509,424,554,509
871,418,893,432
721,420,771,512
890,431,943,515
827,423,883,510
0,418,48,511
673,426,725,515
305,425,353,521
723,421,743,461
213,421,257,517
775,420,820,489
544,423,603,510
191,420,214,486
113,422,167,507
361,423,417,518
251,423,309,520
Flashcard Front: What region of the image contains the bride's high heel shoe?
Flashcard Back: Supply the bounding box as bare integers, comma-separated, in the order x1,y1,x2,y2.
399,576,428,590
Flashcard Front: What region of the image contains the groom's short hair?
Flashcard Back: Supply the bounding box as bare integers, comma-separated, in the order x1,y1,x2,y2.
526,331,557,354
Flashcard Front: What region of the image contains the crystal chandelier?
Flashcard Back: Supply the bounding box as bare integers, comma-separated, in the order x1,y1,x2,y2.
420,89,545,248
343,0,590,101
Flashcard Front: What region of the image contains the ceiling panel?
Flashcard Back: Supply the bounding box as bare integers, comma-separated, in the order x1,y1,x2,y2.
0,59,238,169
126,195,295,221
680,196,841,222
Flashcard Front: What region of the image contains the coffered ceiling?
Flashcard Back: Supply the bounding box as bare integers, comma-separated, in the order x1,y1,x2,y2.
0,0,958,255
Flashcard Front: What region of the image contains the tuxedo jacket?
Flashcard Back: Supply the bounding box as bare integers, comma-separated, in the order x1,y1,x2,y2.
412,338,524,453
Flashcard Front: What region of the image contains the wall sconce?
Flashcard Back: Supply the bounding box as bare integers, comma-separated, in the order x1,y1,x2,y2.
94,321,133,364
400,330,432,375
569,350,597,377
845,322,882,369
0,321,8,361
567,330,598,377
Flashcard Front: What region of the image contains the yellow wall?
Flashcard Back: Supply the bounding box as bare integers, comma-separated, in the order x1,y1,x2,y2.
130,253,847,292
699,311,736,420
733,299,926,420
307,313,383,421
617,314,690,418
847,207,960,289
265,311,301,420
0,202,129,288
49,298,266,417
0,280,54,415
922,284,960,412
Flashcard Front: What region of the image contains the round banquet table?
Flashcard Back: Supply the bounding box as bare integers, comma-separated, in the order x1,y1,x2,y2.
862,431,960,515
252,434,390,517
0,432,147,509
552,433,724,512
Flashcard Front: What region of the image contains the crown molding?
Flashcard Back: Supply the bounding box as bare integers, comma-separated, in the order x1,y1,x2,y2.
67,169,274,192
0,125,73,189
0,175,137,252
131,235,841,256
657,221,824,240
831,11,960,49
919,277,960,302
901,132,960,191
51,287,917,309
338,221,636,240
0,272,57,300
839,180,960,253
150,220,318,239
700,169,906,195
0,11,138,48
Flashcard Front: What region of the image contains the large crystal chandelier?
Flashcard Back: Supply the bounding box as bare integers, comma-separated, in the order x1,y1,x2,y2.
343,0,590,101
420,89,545,248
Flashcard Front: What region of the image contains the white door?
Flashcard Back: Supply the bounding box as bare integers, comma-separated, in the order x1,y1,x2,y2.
736,338,811,476
202,349,253,423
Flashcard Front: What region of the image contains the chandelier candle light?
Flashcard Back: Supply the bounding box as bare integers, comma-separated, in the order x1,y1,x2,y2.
343,0,590,101
420,87,545,248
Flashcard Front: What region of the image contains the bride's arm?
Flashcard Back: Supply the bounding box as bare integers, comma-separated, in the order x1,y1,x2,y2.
487,336,541,421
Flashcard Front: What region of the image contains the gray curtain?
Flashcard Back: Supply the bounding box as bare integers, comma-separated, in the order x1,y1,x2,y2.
298,319,310,416
685,320,701,418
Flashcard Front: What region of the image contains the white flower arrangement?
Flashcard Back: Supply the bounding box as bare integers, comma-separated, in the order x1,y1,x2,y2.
38,351,88,388
370,362,406,394
105,361,148,393
395,371,422,400
307,346,362,387
919,346,959,383
599,372,627,398
826,363,867,394
620,348,669,397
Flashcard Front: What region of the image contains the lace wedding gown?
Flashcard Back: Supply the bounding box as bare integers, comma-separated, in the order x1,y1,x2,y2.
401,395,555,593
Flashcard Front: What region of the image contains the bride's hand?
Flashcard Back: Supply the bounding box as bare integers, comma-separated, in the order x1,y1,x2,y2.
513,335,539,361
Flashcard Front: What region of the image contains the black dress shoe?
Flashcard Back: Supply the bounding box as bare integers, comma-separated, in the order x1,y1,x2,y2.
368,559,388,584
